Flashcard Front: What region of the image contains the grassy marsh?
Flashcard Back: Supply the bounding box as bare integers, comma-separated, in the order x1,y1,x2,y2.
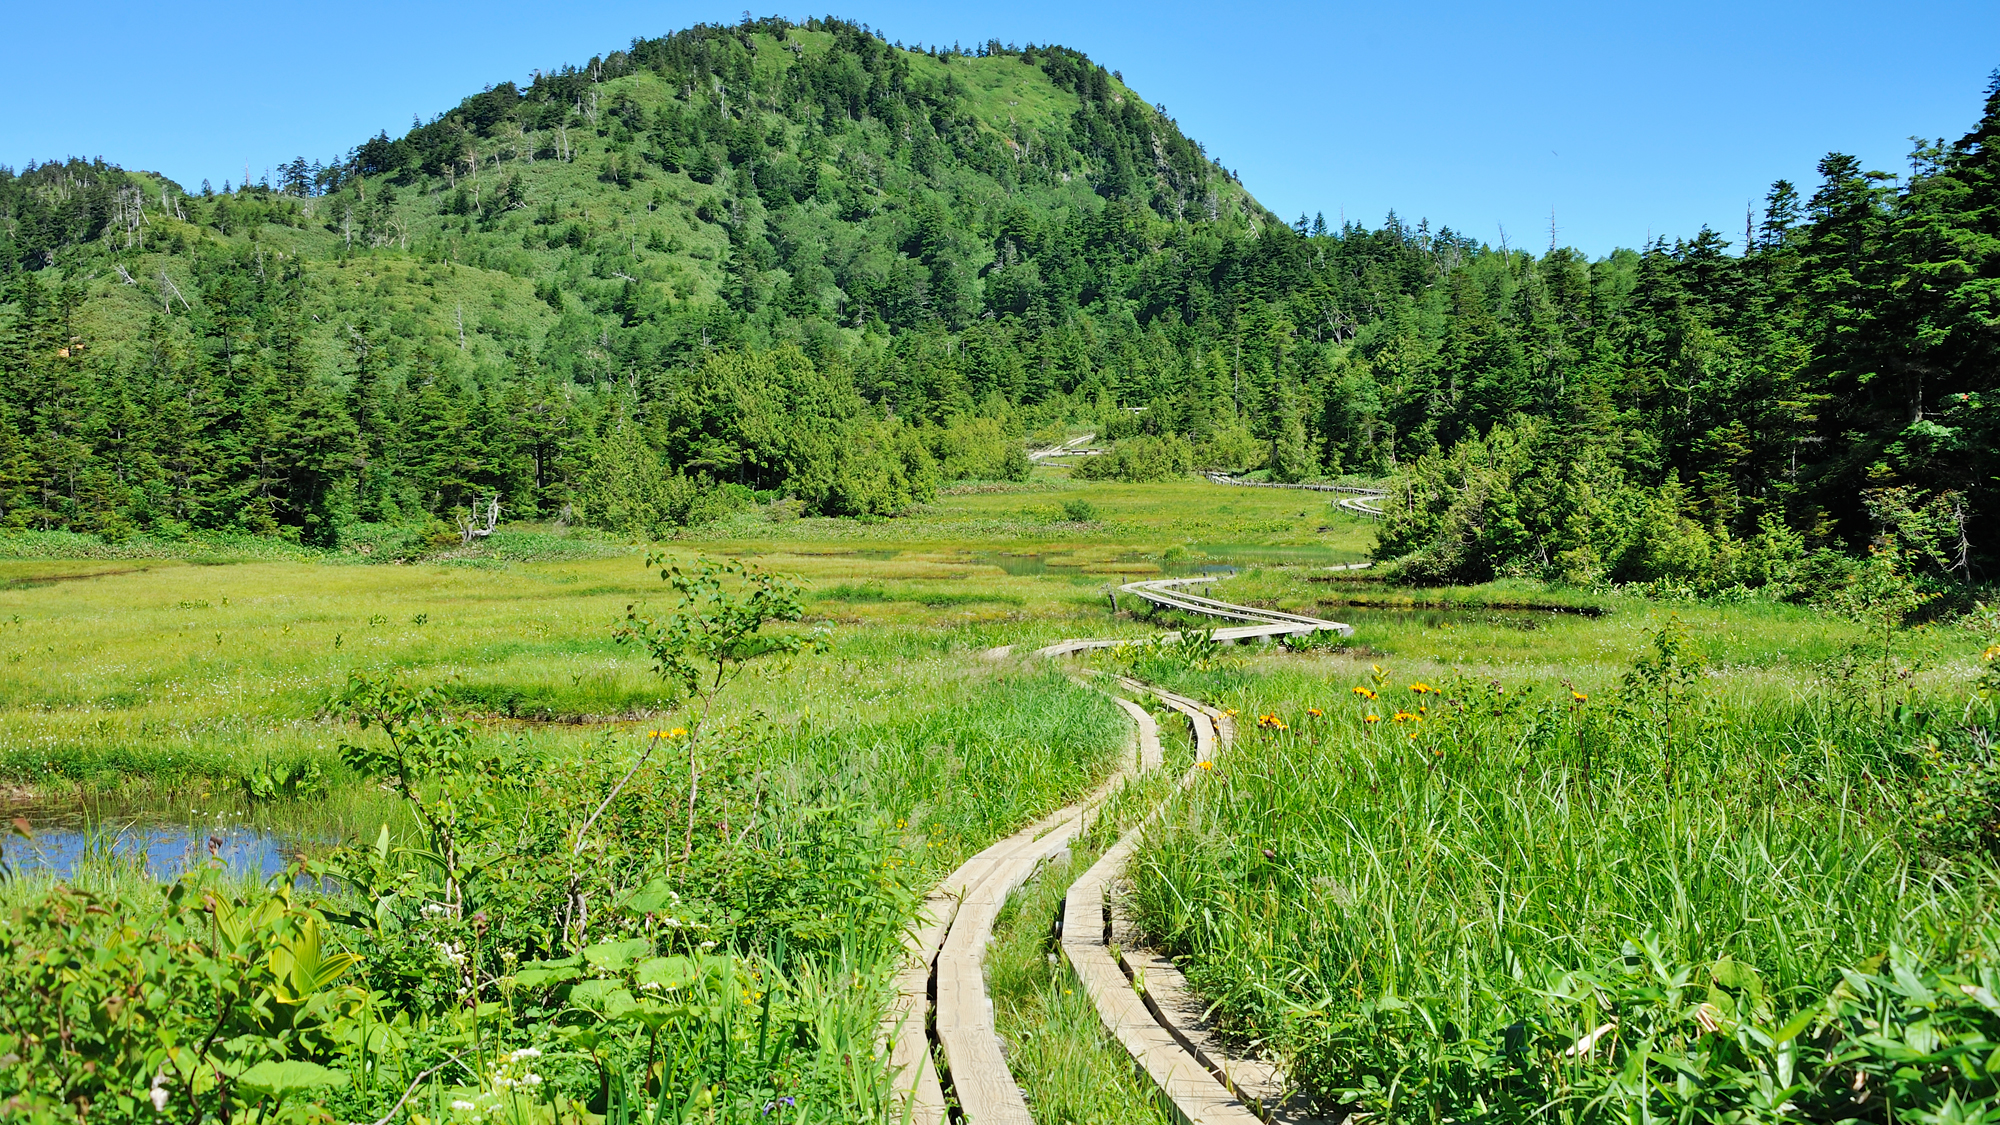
1108,616,2000,1121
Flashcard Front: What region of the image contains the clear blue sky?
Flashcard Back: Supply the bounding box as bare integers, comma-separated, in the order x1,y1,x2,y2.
3,1,1994,257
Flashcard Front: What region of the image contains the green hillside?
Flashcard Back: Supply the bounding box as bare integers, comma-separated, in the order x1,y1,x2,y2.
3,17,1999,603
0,17,1275,542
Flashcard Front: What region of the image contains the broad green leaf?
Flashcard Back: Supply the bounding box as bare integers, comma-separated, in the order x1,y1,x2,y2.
622,877,679,915
512,957,582,988
1711,958,1761,992
236,1060,349,1095
584,938,653,972
634,956,701,991
1772,1007,1816,1045
571,979,636,1016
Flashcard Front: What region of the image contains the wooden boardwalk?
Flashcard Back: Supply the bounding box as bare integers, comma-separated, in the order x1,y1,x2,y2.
889,577,1351,1125
1202,471,1386,518
1114,575,1354,637
1029,433,1105,462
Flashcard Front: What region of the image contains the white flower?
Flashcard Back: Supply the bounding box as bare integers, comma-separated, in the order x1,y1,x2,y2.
509,1047,542,1061
523,1074,543,1086
452,1100,478,1112
149,1075,170,1113
700,940,717,950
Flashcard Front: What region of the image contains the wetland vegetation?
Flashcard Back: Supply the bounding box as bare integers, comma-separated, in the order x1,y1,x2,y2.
6,12,2000,1125
8,464,1997,1125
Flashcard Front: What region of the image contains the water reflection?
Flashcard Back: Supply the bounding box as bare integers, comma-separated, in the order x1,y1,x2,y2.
9,823,301,880
3,795,317,881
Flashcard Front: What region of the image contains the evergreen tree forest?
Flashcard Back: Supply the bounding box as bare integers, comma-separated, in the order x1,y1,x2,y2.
2,16,1997,588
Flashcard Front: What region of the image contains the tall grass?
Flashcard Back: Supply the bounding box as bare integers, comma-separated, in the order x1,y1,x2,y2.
1126,656,2000,1121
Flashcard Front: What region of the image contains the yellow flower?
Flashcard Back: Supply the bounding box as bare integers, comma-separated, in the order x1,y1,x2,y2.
1409,682,1433,694
1197,760,1215,771
1307,707,1323,718
671,727,688,738
1363,713,1380,724
1571,690,1588,703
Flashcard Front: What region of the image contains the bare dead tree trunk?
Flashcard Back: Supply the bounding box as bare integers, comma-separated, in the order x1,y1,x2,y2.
456,496,500,545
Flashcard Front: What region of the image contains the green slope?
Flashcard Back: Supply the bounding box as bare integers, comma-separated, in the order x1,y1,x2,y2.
25,19,1269,383
6,18,1999,590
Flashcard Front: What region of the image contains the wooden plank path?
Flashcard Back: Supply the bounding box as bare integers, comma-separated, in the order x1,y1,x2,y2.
889,580,1346,1125
884,685,1155,1125
1029,432,1105,462
1060,682,1268,1125
1115,576,1355,638
1202,471,1386,518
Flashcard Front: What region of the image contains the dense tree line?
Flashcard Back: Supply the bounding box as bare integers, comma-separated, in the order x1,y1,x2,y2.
1,18,1994,579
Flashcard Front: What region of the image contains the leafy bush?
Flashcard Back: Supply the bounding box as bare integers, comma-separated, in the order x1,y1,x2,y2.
1379,418,1833,594
0,876,365,1122
1069,434,1194,483
1193,422,1263,472
927,417,1030,483
1060,498,1098,522
573,407,746,538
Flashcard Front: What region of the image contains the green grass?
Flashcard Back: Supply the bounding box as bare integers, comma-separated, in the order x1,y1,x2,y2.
1110,631,2000,1121
14,475,1993,1123
0,474,1378,791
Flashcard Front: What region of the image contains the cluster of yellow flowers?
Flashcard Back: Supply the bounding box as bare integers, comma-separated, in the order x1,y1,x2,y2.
1351,686,1378,700
1257,713,1287,730
1306,707,1323,718
646,727,689,739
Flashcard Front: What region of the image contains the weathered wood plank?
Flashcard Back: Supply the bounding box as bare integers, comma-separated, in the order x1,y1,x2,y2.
1055,677,1276,1125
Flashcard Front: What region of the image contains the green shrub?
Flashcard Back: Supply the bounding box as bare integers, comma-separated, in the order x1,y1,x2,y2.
1070,434,1194,483
0,875,366,1121
929,417,1031,483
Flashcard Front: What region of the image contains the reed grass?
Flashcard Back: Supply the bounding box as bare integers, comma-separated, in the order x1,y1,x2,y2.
1122,649,2000,1120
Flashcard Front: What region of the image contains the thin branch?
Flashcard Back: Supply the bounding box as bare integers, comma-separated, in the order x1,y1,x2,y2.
573,731,664,855
368,1053,468,1125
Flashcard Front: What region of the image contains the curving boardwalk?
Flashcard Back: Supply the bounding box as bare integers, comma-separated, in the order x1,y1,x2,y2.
1116,575,1354,638
1203,471,1387,518
1030,432,1106,462
887,579,1349,1125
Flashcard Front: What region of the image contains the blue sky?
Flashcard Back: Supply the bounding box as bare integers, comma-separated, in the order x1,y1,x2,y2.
3,1,1994,257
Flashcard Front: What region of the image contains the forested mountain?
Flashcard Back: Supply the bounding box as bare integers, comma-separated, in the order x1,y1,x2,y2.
1,17,1996,588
